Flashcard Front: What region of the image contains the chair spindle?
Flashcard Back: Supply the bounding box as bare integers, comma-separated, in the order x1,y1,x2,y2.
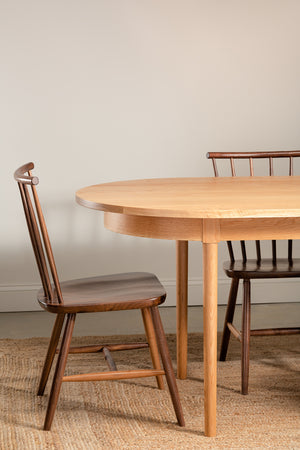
249,158,254,176
230,158,236,176
21,184,53,301
241,241,247,263
30,181,63,302
255,241,261,263
288,240,293,265
227,241,235,263
269,157,274,176
272,240,277,264
212,158,218,177
289,156,293,176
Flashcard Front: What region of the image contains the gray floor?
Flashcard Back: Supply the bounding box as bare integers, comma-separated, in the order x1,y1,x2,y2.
0,303,299,338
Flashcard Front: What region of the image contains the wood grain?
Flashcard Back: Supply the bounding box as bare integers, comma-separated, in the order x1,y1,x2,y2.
104,213,204,240
203,243,218,437
62,369,165,382
176,241,188,380
76,176,300,219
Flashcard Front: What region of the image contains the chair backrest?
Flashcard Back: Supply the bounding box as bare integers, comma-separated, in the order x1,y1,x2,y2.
206,151,300,264
14,163,63,303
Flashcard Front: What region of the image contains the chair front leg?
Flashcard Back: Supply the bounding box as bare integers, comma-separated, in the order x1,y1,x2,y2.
43,313,76,431
141,307,164,390
38,314,65,396
150,306,185,427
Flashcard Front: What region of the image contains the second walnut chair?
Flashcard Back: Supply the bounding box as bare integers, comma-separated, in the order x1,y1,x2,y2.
14,162,185,430
207,151,300,395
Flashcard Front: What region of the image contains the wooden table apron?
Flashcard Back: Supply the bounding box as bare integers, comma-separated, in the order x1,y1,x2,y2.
76,176,300,437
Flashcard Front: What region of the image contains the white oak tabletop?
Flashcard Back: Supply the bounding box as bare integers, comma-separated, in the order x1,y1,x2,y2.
76,176,300,219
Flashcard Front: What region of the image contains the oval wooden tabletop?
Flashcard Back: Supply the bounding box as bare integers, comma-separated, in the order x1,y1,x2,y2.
76,176,300,219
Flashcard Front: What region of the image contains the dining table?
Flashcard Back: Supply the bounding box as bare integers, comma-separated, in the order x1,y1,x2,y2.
76,175,300,437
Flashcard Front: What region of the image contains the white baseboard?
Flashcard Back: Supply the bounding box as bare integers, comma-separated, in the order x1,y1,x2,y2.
0,284,41,311
162,277,300,307
1,278,299,312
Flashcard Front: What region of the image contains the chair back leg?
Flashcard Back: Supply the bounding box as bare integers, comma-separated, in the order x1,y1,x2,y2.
219,278,239,361
44,313,76,430
38,314,65,396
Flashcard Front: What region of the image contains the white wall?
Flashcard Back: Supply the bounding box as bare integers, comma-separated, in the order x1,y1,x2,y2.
1,1,300,311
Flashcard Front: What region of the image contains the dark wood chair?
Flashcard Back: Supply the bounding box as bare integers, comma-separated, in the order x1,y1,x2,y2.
14,162,185,430
207,151,300,394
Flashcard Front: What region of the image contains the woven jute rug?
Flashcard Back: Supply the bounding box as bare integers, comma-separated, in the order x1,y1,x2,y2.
0,333,299,449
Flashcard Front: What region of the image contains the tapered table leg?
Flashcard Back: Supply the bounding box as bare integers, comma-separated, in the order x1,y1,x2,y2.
176,240,188,379
203,242,218,437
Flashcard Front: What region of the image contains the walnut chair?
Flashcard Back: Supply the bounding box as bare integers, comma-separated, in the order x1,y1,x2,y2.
14,163,185,430
207,151,300,395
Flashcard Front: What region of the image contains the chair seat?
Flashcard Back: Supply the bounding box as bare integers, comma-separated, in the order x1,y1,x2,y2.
38,272,166,313
224,258,300,279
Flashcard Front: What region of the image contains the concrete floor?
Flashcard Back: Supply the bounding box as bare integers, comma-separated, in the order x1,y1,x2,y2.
0,303,299,338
